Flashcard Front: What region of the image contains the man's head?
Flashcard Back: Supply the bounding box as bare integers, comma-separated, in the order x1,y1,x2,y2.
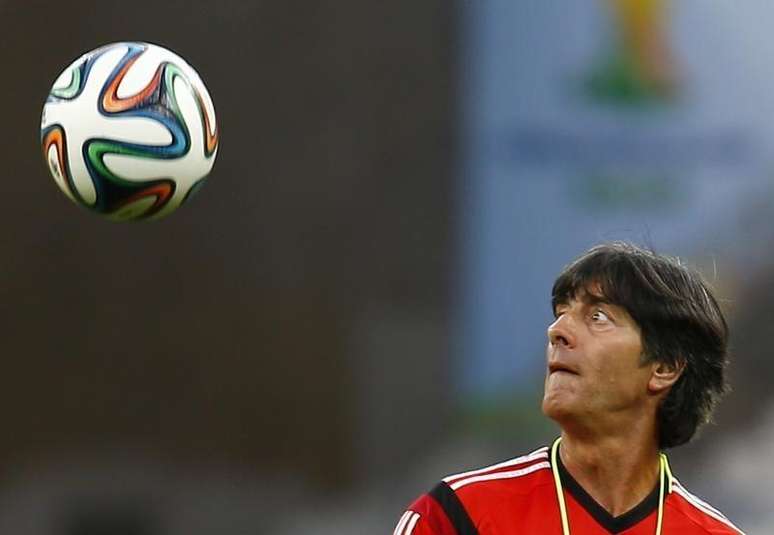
541,242,729,449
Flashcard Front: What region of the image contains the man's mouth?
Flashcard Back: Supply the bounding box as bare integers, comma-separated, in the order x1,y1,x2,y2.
548,362,579,375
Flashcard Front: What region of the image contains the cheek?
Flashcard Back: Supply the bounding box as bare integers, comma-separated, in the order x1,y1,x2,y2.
590,340,646,393
602,360,650,404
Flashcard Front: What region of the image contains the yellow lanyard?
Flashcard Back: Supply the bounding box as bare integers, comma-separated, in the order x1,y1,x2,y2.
550,437,673,535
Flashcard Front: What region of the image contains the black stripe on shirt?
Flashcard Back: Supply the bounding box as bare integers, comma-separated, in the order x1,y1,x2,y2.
429,481,478,535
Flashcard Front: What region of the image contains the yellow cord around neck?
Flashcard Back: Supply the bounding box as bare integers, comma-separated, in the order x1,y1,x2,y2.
550,437,671,535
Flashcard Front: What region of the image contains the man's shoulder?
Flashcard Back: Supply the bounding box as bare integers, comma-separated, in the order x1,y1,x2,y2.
667,479,746,534
439,444,554,499
397,446,556,535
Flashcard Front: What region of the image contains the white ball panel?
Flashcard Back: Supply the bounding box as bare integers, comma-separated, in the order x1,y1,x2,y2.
52,67,75,91
102,150,213,186
188,69,217,136
115,45,165,99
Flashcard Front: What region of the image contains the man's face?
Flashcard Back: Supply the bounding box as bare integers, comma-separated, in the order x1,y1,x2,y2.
542,287,653,427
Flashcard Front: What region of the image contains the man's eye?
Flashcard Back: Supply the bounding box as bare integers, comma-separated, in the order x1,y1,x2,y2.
590,310,610,322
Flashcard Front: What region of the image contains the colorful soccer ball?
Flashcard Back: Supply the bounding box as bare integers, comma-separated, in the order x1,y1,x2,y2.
40,42,218,221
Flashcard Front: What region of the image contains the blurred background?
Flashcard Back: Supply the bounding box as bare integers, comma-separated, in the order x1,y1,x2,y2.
0,0,771,533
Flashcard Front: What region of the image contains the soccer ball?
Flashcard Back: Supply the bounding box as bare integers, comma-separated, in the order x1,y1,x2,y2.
40,42,218,221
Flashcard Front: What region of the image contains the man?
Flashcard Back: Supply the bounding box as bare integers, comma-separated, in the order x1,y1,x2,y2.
394,242,745,534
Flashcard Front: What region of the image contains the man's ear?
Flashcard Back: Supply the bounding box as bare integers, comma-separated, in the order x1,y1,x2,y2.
648,359,686,395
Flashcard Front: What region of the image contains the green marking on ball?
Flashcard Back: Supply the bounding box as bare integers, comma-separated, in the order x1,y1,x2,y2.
51,67,82,99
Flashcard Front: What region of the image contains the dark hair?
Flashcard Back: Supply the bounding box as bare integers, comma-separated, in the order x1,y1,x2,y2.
551,242,729,449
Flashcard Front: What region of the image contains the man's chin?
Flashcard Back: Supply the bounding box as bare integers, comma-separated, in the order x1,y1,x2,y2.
541,395,575,422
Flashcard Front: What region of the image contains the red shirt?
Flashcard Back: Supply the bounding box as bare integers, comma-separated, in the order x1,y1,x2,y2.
394,445,745,535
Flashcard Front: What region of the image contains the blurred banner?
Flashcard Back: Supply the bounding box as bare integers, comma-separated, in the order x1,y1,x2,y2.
457,0,774,400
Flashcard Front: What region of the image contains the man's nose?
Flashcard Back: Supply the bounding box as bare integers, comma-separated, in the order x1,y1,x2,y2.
547,314,576,348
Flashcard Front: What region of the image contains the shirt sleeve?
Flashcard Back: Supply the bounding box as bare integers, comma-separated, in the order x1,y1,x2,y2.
393,488,463,535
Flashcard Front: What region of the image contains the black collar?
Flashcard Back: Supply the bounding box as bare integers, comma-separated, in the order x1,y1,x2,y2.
555,448,663,534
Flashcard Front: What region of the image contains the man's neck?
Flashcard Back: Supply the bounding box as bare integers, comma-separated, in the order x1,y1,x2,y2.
558,427,661,517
